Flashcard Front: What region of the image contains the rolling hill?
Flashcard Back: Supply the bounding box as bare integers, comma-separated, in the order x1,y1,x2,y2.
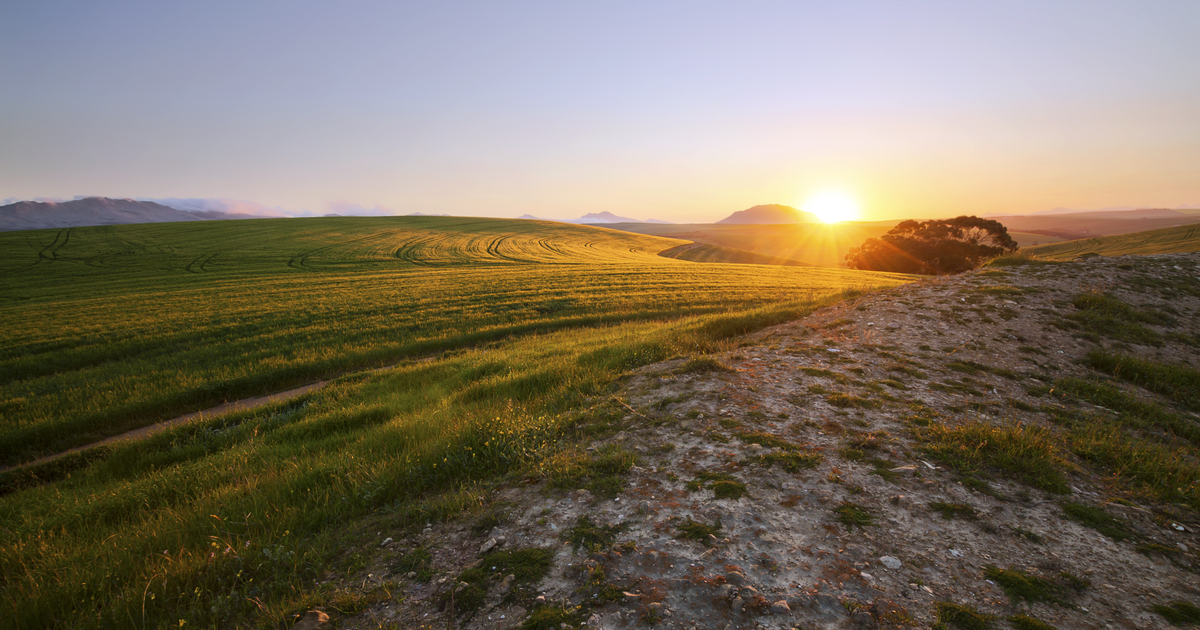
1022,223,1200,259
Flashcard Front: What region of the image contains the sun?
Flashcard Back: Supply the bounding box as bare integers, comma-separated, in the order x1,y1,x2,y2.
802,191,860,224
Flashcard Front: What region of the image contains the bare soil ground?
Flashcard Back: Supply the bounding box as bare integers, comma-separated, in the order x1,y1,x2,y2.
334,254,1200,630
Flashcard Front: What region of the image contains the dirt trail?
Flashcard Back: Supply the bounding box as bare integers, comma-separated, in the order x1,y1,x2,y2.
0,381,328,473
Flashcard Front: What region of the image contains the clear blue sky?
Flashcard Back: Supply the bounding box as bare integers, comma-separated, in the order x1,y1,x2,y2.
2,1,1197,221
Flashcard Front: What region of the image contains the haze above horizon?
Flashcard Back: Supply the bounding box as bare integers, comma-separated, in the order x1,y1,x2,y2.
1,1,1197,223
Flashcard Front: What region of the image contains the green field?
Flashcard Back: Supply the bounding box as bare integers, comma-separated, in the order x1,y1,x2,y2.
0,216,910,629
605,221,1059,268
1022,224,1200,259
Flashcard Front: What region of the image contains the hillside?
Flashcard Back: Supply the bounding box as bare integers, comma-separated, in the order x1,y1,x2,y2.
1023,224,1200,259
717,204,820,224
0,216,908,465
0,216,914,629
602,222,895,268
990,210,1200,241
0,196,257,231
334,252,1200,630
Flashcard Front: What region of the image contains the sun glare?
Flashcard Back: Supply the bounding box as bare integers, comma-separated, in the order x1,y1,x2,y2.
803,191,860,224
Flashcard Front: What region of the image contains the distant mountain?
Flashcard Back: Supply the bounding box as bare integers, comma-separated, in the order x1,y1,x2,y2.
517,214,547,220
0,197,258,232
717,204,819,224
992,208,1187,220
567,211,642,224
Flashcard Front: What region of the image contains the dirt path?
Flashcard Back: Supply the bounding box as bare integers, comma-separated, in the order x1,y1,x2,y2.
0,381,328,473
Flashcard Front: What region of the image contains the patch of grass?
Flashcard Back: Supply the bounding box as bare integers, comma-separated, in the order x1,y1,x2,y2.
1069,424,1200,509
983,565,1085,606
826,393,881,409
914,420,1072,494
833,501,874,530
522,604,585,630
1065,292,1166,347
1008,614,1059,630
930,502,977,520
546,444,637,498
675,518,722,547
929,381,985,397
711,479,749,499
1011,526,1043,544
1007,398,1035,412
934,601,994,630
389,546,434,582
1150,601,1200,625
674,356,735,374
685,470,748,499
1054,376,1200,445
564,516,626,553
1061,502,1137,542
1085,349,1200,411
799,367,851,384
754,451,823,473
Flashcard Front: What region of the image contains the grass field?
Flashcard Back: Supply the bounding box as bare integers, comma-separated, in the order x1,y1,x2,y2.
606,222,1060,268
1022,224,1200,259
0,216,911,629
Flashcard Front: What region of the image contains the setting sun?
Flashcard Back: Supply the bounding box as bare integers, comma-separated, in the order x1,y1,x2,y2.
803,191,860,223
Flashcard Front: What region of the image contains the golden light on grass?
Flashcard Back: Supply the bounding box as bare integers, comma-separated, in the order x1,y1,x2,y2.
803,190,860,224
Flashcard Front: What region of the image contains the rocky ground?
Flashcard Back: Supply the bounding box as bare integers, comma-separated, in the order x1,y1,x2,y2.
334,253,1200,630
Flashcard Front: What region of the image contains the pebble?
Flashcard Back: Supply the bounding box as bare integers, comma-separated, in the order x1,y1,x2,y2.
770,600,790,614
380,537,392,546
880,556,902,570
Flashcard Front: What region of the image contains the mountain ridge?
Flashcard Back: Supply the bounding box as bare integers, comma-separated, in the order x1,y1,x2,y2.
0,197,261,232
717,203,820,224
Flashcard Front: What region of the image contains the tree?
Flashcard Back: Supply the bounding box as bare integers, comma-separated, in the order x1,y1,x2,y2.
845,216,1018,275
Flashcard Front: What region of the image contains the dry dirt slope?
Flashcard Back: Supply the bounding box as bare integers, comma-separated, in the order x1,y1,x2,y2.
342,254,1200,630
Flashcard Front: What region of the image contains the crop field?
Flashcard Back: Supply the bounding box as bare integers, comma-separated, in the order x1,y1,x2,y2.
0,216,911,629
0,217,910,465
1022,224,1200,259
605,222,1063,269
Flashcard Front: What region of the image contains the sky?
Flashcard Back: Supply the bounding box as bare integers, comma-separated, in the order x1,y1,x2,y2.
1,1,1197,223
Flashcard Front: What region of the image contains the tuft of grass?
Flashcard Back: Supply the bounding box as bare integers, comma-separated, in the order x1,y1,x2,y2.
674,356,735,375
522,604,585,630
983,565,1086,606
1008,614,1059,630
390,547,434,582
754,450,823,473
934,601,995,630
711,479,749,500
1064,292,1167,347
1069,423,1199,509
1085,349,1200,411
826,393,881,409
833,501,874,530
546,444,637,498
930,502,977,520
914,420,1071,494
1150,601,1200,626
1061,502,1137,542
564,516,625,553
675,518,722,547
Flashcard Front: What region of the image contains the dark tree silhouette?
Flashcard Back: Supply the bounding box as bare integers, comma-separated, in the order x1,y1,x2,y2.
845,216,1018,275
